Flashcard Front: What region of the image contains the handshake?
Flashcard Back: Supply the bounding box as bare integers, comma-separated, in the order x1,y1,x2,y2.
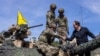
60,36,68,41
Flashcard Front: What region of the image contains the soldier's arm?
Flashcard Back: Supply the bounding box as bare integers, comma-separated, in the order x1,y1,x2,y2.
54,33,67,41
44,29,61,38
86,28,96,39
46,11,52,24
64,17,69,34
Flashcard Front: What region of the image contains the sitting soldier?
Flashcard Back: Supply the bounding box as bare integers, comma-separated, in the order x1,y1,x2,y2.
36,24,66,56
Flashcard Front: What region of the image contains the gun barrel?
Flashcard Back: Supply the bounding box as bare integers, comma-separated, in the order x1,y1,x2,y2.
28,24,43,29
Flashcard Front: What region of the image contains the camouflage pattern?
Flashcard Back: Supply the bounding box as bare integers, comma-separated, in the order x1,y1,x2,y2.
37,25,65,56
0,27,17,44
46,4,56,28
15,24,30,40
58,8,64,13
38,28,60,45
0,24,18,46
50,3,56,9
1,36,100,56
58,49,70,56
36,41,59,56
57,8,69,45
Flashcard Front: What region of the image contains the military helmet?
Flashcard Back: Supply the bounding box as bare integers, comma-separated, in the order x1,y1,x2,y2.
58,8,64,13
50,3,56,9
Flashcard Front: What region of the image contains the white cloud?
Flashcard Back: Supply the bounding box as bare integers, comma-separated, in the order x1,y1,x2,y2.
81,0,100,14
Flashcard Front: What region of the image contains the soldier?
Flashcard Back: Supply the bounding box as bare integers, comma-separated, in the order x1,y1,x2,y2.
38,24,64,45
15,24,31,40
37,24,66,56
46,3,57,28
56,8,69,45
14,24,31,47
8,24,17,35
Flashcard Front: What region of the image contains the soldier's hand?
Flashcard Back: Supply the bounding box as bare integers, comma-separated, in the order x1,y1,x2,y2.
16,25,20,29
27,31,31,36
61,36,67,41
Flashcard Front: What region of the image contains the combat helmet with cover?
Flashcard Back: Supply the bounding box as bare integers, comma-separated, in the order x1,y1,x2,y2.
58,8,64,13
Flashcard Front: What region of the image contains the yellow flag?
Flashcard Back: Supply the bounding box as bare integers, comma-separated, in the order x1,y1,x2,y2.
17,10,28,25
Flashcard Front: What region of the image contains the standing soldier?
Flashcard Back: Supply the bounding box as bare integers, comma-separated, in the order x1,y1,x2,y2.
46,3,57,28
57,8,69,45
46,3,57,43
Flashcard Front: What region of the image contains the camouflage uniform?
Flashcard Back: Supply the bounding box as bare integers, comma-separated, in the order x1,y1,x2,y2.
14,24,31,47
46,3,56,28
38,26,60,45
36,41,59,56
15,24,30,40
37,24,62,56
57,8,69,45
0,24,17,43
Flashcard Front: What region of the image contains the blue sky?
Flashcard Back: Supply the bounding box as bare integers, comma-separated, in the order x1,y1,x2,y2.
0,0,100,41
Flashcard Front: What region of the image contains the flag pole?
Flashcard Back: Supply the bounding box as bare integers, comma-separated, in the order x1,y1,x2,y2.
17,9,20,25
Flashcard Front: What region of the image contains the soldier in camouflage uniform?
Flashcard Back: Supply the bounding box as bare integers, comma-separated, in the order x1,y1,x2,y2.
56,8,69,45
37,24,66,56
46,3,57,28
0,24,19,46
38,24,62,45
12,24,31,47
15,24,31,40
0,24,17,41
